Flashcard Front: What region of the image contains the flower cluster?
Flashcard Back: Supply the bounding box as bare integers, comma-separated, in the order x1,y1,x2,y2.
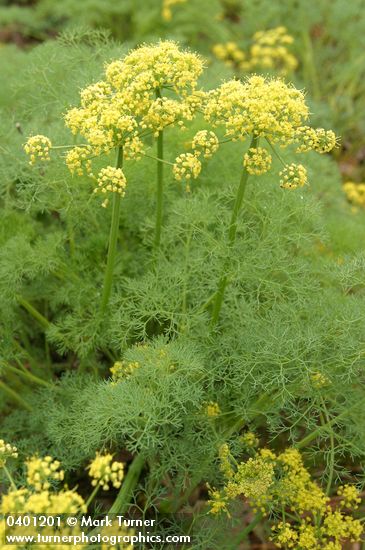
173,152,202,182
209,445,275,515
240,431,259,448
225,455,275,506
212,42,247,69
26,456,64,491
279,163,307,189
243,147,272,175
0,439,18,467
205,401,221,417
203,75,335,189
24,135,52,165
213,27,297,75
312,128,337,153
94,166,127,197
105,41,203,98
1,487,86,515
204,76,309,144
192,130,219,158
88,452,124,491
218,444,234,479
311,371,330,388
296,126,337,154
65,145,93,176
272,511,363,549
173,130,220,186
343,181,365,208
1,455,87,550
24,41,204,206
162,0,187,21
110,360,140,383
208,444,363,549
249,27,298,75
337,484,362,508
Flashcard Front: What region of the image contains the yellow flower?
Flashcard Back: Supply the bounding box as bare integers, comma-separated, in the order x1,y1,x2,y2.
207,486,229,515
192,130,219,159
26,489,86,514
24,135,52,165
173,152,201,181
225,456,274,503
297,522,318,549
205,401,220,417
65,145,93,176
110,360,140,383
141,97,189,135
88,452,124,491
249,27,298,75
0,488,28,514
212,42,246,66
295,126,318,153
240,431,259,448
218,443,234,479
26,456,64,492
0,439,18,467
313,128,337,154
204,76,309,145
95,166,127,198
311,371,330,388
243,146,272,175
343,182,365,207
272,521,298,548
279,163,307,189
161,0,187,21
337,484,361,509
105,41,203,98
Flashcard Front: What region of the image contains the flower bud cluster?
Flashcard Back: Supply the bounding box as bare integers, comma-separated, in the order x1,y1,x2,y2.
0,439,18,467
213,27,297,75
24,135,52,165
26,456,64,491
88,453,124,491
243,147,272,175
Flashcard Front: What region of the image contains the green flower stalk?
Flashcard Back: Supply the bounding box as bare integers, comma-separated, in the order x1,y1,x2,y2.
109,454,145,514
211,134,258,326
100,146,124,315
154,88,164,249
24,41,204,313
200,75,337,326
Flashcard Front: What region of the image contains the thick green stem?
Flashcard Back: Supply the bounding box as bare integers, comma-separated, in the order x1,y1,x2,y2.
85,484,100,510
109,454,144,514
3,464,17,491
296,398,365,449
0,380,32,411
320,398,335,495
1,362,51,388
154,88,164,249
16,295,50,330
211,135,258,326
100,146,123,315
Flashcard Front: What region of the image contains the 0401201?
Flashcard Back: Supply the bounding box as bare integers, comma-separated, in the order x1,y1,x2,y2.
6,515,62,527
